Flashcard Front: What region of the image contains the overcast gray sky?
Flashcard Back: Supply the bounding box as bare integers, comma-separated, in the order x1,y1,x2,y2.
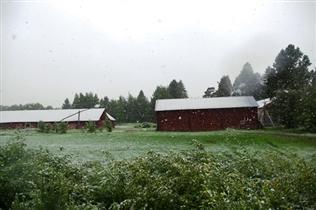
1,0,315,107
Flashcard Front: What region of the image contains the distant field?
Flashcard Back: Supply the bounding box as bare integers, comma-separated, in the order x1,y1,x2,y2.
0,124,316,163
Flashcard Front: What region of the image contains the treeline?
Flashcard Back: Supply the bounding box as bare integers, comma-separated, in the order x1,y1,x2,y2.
61,80,188,122
0,103,53,111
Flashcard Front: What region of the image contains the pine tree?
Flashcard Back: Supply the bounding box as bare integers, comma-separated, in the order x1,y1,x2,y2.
264,44,313,129
108,96,128,123
127,94,138,122
136,90,150,122
167,79,188,98
233,62,262,98
215,76,232,97
72,94,80,108
62,98,71,109
265,44,312,97
150,86,170,122
168,80,179,98
100,96,110,110
151,86,170,101
178,80,188,98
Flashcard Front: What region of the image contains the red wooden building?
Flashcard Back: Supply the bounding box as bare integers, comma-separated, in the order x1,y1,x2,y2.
0,108,116,129
155,96,259,131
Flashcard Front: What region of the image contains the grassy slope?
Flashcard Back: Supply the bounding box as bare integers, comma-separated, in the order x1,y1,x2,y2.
0,124,315,162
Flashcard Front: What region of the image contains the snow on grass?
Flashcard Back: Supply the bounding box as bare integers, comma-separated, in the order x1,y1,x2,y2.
0,126,315,162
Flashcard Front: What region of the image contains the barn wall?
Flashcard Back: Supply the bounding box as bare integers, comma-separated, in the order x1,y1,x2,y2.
156,107,259,131
0,122,38,129
0,120,104,129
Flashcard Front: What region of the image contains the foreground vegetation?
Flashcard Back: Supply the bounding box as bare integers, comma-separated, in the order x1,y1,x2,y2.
1,138,315,210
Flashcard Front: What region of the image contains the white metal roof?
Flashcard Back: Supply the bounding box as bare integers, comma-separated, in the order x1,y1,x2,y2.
257,98,272,108
0,108,115,123
155,96,258,111
105,112,116,121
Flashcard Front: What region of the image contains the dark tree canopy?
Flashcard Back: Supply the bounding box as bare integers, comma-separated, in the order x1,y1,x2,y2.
149,86,170,121
233,62,262,98
265,44,312,97
108,96,128,122
167,80,188,99
62,98,71,109
177,80,188,98
215,75,232,97
136,90,150,122
71,92,99,109
151,86,170,101
99,96,110,110
126,94,138,122
264,44,315,130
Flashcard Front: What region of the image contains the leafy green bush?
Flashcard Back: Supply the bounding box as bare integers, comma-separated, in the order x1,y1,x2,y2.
0,140,90,210
141,122,151,128
55,122,68,134
37,121,51,133
0,139,315,209
105,120,112,132
38,121,68,134
88,148,316,209
85,121,96,133
134,122,156,129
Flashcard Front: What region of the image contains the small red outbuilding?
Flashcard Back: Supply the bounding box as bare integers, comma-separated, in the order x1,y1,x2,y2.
155,96,259,131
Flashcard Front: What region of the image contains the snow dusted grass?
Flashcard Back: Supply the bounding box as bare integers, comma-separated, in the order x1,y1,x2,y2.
0,124,315,163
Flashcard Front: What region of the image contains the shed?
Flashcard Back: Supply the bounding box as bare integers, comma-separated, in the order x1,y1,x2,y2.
0,108,116,129
155,96,259,131
257,98,274,127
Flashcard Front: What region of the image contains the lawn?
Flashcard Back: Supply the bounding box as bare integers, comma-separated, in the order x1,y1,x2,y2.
0,124,315,163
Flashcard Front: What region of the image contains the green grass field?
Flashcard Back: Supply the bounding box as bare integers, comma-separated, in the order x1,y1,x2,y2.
1,124,316,163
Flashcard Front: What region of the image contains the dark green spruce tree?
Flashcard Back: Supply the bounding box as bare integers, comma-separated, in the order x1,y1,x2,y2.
264,44,313,129
136,90,150,122
167,80,188,99
62,98,72,109
215,75,232,97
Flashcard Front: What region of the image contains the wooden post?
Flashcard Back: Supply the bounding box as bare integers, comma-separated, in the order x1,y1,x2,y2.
77,111,81,128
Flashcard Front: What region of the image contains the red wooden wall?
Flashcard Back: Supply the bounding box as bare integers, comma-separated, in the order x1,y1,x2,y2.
156,107,259,131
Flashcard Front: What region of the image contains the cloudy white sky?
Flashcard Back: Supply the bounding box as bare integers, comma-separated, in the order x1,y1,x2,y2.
1,0,315,107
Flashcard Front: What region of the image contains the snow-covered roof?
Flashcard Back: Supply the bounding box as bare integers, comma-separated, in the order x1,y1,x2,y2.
105,112,116,121
155,96,258,111
0,108,115,123
256,98,272,108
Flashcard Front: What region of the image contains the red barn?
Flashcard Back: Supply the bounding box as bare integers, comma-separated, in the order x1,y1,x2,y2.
155,96,259,131
0,108,116,129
